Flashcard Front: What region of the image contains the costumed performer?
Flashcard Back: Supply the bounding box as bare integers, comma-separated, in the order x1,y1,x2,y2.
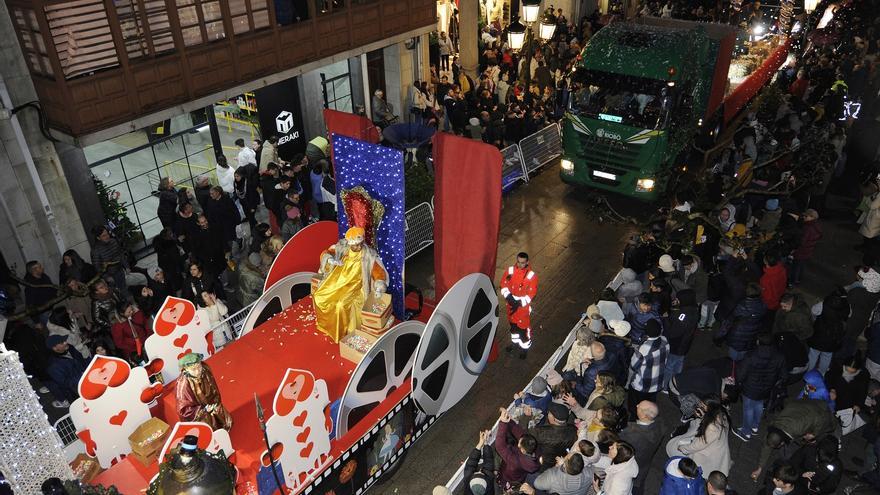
176,352,233,431
313,226,389,342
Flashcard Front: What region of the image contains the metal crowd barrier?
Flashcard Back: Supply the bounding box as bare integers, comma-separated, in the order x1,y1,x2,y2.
404,201,435,260
444,313,586,491
518,123,563,175
501,144,529,193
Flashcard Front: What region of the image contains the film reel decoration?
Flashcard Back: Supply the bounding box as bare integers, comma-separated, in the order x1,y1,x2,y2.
411,273,499,416
335,320,426,439
239,272,316,336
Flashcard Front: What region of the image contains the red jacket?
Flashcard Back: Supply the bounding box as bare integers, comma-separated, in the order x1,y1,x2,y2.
494,420,540,484
500,264,538,328
111,310,152,359
760,263,788,310
789,77,809,99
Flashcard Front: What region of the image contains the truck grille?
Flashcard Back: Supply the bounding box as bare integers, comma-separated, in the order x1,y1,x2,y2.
577,137,641,174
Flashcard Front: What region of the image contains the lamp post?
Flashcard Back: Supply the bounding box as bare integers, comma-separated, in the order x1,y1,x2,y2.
507,0,556,92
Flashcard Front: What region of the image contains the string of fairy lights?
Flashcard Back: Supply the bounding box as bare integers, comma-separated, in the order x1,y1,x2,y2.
0,345,74,493
331,134,407,319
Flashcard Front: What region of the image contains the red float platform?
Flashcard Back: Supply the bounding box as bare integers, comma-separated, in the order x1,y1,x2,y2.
91,295,430,494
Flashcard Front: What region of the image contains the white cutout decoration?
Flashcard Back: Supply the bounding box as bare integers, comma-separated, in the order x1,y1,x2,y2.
144,296,214,383
69,355,160,468
157,421,234,463
262,369,333,492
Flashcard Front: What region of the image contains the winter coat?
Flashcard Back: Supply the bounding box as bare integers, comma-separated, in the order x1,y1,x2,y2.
776,331,809,372
47,321,91,359
157,187,188,227
204,194,241,244
625,303,663,344
808,300,848,353
867,315,880,365
737,344,786,400
23,272,59,309
859,192,880,238
572,355,617,403
602,457,639,495
237,259,265,307
620,420,663,488
793,220,822,260
758,399,837,467
724,296,767,352
513,392,552,420
825,366,869,413
715,258,758,321
533,463,592,495
665,289,699,356
529,422,578,470
772,299,814,341
494,420,540,485
463,445,496,495
216,165,236,194
47,347,88,402
90,237,125,276
182,273,226,305
598,334,630,385
760,263,788,310
58,252,97,285
669,418,732,476
682,263,709,304
659,457,705,495
110,310,153,360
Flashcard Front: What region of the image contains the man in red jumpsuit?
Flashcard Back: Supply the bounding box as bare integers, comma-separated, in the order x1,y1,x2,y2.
500,252,538,359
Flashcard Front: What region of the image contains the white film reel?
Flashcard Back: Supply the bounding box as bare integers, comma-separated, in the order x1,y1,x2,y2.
411,273,498,416
335,320,426,438
239,271,316,336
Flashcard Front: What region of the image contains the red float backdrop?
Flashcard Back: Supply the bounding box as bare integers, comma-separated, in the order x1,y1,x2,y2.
432,132,503,299
323,109,381,161
724,38,792,124
263,221,339,291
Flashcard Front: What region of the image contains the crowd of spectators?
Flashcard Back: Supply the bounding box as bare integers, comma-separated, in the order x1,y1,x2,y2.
2,133,337,411
431,0,880,494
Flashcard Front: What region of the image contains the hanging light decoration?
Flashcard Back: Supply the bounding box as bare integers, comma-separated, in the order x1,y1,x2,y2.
538,19,557,41
521,0,541,24
508,18,527,51
804,0,819,13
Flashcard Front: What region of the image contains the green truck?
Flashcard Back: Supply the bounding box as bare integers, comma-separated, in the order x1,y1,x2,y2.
560,18,782,200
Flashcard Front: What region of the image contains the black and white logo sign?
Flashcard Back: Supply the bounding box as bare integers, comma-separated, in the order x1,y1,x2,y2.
276,111,294,134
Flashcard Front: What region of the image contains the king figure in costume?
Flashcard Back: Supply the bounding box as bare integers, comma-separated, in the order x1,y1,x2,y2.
176,352,233,431
313,226,389,342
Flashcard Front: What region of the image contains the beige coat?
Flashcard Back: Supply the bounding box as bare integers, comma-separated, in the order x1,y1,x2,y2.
859,192,880,239
666,418,732,477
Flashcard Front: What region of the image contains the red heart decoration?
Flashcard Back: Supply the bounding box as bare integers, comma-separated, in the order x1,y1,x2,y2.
139,383,163,403
299,442,313,459
176,348,192,360
298,471,309,484
109,410,128,426
172,334,189,348
292,410,307,427
145,358,164,375
261,443,284,467
296,427,311,443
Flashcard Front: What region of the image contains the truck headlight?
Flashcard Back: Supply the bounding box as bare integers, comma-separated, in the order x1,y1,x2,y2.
636,178,655,191
561,158,574,174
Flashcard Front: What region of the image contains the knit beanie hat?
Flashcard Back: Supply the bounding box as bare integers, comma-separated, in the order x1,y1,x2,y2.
530,376,550,397
544,369,563,387
658,254,675,273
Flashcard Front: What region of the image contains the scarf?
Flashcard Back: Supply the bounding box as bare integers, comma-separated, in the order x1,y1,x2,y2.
842,366,859,383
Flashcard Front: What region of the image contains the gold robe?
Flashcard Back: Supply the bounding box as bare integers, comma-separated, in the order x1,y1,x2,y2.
176,364,233,431
313,249,368,342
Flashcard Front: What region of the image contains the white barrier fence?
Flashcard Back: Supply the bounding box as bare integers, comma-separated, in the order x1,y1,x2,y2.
519,123,563,175
444,313,586,491
404,201,435,260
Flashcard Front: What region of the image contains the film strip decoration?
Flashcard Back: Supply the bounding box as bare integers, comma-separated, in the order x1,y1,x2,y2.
299,396,436,495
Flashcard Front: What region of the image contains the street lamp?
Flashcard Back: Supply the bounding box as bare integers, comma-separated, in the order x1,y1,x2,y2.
539,19,557,41
521,0,541,23
507,18,527,51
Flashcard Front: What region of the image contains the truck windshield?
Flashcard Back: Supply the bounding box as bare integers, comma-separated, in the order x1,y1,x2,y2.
568,68,671,129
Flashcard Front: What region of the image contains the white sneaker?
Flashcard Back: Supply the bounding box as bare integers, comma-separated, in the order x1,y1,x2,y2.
38,386,50,394
51,400,70,409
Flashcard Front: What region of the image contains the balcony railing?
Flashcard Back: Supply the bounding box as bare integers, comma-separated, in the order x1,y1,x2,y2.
5,0,435,137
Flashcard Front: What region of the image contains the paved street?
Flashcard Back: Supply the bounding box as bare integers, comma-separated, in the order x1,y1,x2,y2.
376,166,877,494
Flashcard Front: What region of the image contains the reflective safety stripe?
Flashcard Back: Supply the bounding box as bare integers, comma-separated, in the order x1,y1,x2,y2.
526,271,535,280
500,288,511,297
521,295,532,305
517,340,532,349
508,266,514,275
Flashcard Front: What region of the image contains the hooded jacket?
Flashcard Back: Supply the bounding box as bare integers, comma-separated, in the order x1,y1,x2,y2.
659,457,704,495
602,457,639,495
737,343,786,400
773,298,814,341
798,370,835,411
793,219,822,260
724,296,767,352
665,289,700,356
758,399,837,468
